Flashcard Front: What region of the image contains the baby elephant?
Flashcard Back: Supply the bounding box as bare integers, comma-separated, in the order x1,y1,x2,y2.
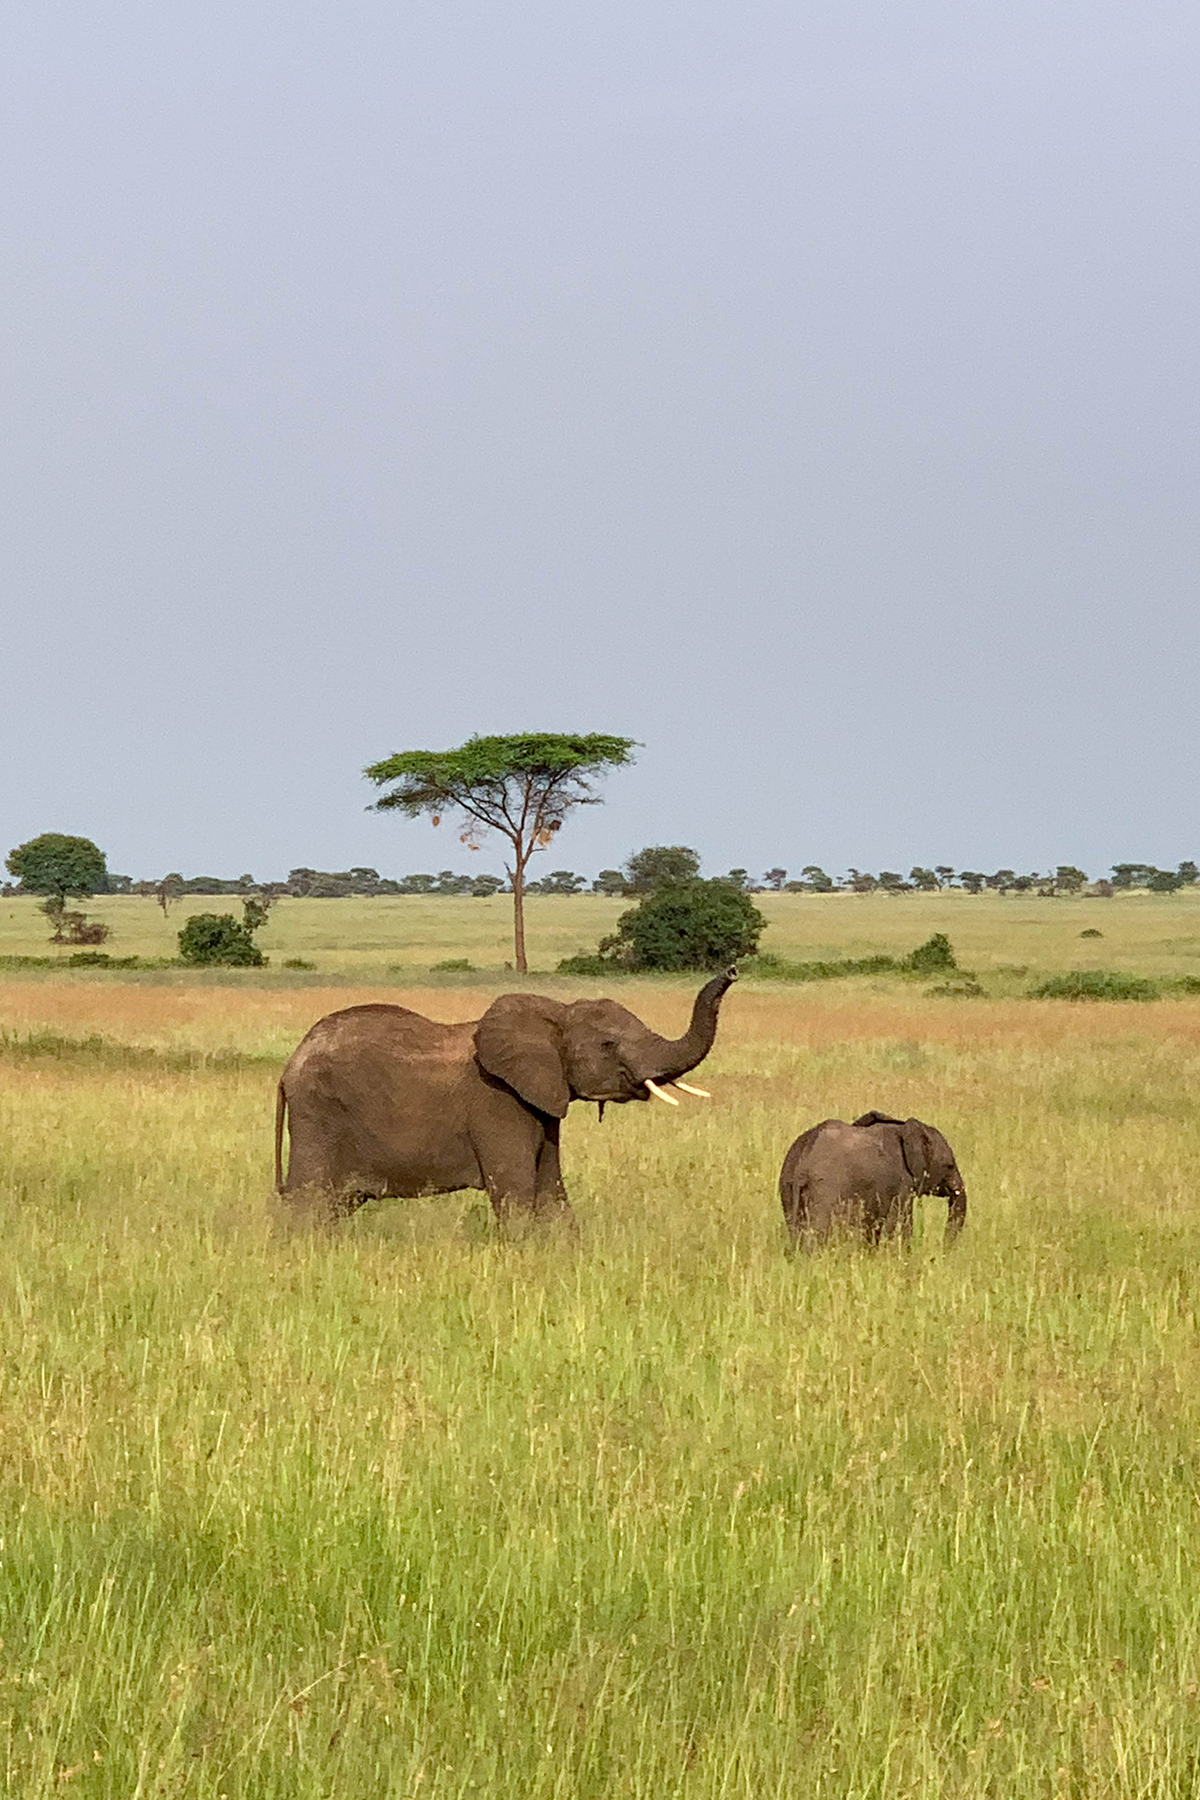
779,1111,966,1248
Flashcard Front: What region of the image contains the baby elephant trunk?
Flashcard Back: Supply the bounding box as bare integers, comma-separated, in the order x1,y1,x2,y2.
944,1179,967,1246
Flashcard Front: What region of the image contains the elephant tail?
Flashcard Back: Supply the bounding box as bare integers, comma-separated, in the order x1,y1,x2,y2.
274,1081,288,1192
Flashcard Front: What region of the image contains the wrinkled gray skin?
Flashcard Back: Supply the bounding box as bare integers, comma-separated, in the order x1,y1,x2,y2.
779,1111,967,1249
276,968,737,1223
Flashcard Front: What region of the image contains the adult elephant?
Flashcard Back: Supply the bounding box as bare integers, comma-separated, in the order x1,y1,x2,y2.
779,1111,966,1248
275,968,737,1223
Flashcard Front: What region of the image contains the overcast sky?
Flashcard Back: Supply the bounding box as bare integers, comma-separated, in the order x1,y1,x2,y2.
3,3,1198,882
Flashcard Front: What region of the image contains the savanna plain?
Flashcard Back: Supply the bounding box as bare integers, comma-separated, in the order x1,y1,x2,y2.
3,892,1200,1797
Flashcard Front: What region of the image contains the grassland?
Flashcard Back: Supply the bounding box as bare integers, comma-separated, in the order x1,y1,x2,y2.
6,887,1200,981
2,898,1200,1794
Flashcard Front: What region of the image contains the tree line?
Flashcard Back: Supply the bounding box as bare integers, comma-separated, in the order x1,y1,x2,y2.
8,842,1200,915
8,725,1200,976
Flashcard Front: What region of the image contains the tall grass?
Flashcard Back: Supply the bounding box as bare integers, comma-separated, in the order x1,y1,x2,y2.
1,974,1200,1793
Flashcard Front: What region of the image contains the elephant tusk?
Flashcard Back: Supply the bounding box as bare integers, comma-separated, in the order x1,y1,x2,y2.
671,1081,710,1098
645,1078,679,1106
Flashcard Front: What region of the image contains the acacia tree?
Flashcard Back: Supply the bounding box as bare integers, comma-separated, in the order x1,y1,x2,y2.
6,833,109,941
365,733,636,972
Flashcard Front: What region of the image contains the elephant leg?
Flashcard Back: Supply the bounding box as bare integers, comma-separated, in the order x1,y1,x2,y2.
479,1126,545,1227
533,1125,577,1228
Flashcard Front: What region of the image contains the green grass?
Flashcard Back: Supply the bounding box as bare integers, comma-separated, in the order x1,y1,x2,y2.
7,889,1200,982
3,931,1200,1791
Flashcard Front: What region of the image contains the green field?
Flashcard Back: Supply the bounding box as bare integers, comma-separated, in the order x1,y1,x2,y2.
2,897,1200,1794
5,888,1200,981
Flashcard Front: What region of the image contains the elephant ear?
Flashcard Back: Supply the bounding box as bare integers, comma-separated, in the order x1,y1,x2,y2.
899,1118,930,1189
475,996,571,1118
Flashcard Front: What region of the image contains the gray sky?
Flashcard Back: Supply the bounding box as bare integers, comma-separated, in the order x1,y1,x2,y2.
3,3,1198,883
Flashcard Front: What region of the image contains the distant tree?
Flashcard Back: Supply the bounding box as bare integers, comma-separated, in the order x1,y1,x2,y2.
878,871,909,893
6,833,110,942
799,865,835,893
154,872,185,916
987,870,1015,891
366,733,636,972
242,893,274,934
435,870,475,896
934,866,956,887
470,874,505,898
1148,868,1182,893
846,869,877,894
763,868,787,891
1112,864,1157,890
539,870,587,896
592,869,628,896
725,869,750,890
1054,865,1088,893
909,867,939,891
1179,862,1199,886
396,873,438,895
623,846,702,893
958,872,986,894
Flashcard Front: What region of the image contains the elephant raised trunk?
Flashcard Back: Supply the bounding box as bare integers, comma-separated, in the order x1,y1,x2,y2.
636,967,738,1086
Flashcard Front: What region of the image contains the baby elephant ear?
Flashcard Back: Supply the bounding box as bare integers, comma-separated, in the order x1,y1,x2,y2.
475,995,571,1119
899,1118,929,1187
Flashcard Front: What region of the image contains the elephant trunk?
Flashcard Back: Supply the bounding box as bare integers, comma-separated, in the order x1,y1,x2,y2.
640,967,738,1082
945,1179,967,1246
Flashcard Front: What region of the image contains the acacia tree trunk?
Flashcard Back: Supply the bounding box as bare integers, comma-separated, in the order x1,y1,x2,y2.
510,856,528,973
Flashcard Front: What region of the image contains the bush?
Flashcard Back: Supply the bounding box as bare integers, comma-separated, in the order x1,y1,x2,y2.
67,952,145,969
556,951,616,977
563,878,765,974
903,933,956,973
1029,970,1159,1001
432,958,473,972
751,952,899,982
178,913,265,967
282,958,316,970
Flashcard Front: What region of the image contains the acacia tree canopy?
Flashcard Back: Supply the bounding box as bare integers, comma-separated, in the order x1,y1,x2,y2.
364,733,637,971
6,833,108,907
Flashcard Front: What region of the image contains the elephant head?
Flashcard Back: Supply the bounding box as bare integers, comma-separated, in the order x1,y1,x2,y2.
896,1117,967,1243
474,968,737,1118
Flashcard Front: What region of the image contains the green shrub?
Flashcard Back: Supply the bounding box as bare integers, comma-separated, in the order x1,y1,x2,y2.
282,958,316,970
751,952,899,982
902,933,956,973
177,913,265,967
432,958,473,972
1029,970,1159,1002
560,879,765,974
557,951,619,976
751,937,959,984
